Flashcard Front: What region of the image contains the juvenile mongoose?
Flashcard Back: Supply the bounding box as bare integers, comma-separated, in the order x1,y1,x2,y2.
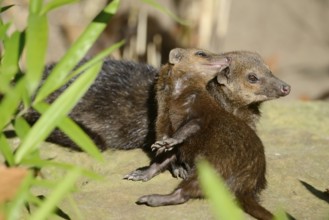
125,48,291,220
152,48,230,154
124,49,290,179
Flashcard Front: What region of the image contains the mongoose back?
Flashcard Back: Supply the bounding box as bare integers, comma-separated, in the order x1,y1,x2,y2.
24,59,159,151
125,48,291,220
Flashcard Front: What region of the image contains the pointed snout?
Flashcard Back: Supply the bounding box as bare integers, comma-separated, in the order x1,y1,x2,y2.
280,84,291,96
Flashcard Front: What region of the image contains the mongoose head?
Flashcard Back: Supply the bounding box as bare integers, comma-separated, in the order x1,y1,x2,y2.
168,48,230,84
216,51,290,105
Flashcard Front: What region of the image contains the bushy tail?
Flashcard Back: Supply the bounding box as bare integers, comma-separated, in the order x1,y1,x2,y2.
237,193,273,220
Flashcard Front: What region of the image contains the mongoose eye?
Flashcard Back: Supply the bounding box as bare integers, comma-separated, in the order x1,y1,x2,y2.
247,73,259,83
195,51,208,58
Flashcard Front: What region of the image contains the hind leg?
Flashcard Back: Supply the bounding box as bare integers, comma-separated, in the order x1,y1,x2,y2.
136,188,189,206
136,173,202,206
124,151,177,181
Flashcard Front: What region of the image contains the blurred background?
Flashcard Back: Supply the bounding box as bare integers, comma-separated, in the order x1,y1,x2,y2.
2,0,329,100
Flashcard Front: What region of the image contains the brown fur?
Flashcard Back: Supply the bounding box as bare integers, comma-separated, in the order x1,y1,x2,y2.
125,48,291,220
208,50,290,130
153,48,230,153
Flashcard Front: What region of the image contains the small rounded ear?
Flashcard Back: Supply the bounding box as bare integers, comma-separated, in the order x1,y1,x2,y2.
169,48,184,64
216,66,230,85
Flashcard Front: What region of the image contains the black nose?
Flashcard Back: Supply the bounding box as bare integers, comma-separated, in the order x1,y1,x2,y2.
281,84,291,96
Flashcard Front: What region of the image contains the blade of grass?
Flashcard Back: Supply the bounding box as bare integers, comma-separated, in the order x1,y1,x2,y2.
197,160,244,220
274,209,290,220
0,4,14,13
13,117,31,141
34,0,121,103
29,0,43,14
29,167,82,220
34,102,103,161
58,116,103,161
32,179,61,189
0,79,26,130
66,194,84,220
27,193,43,207
0,22,11,40
21,157,102,180
0,133,15,166
65,40,125,82
0,31,24,86
41,0,79,15
25,12,48,96
14,62,102,163
140,0,189,25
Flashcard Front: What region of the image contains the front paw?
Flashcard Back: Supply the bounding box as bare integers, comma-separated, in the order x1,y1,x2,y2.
123,167,152,182
151,138,181,155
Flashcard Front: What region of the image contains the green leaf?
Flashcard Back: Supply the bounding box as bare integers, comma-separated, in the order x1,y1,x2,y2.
13,117,31,141
0,4,14,13
0,79,26,131
5,171,34,220
58,116,103,161
0,31,24,92
66,194,84,220
65,40,125,83
14,62,102,163
41,0,79,15
29,167,82,220
32,179,59,189
197,160,244,220
34,102,103,161
274,209,290,220
29,0,43,14
140,0,189,26
34,0,121,103
25,13,48,96
0,133,15,166
0,22,11,40
27,193,43,206
21,157,102,180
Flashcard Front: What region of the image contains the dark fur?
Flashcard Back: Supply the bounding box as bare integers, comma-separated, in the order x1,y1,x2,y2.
125,48,291,220
24,59,158,151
